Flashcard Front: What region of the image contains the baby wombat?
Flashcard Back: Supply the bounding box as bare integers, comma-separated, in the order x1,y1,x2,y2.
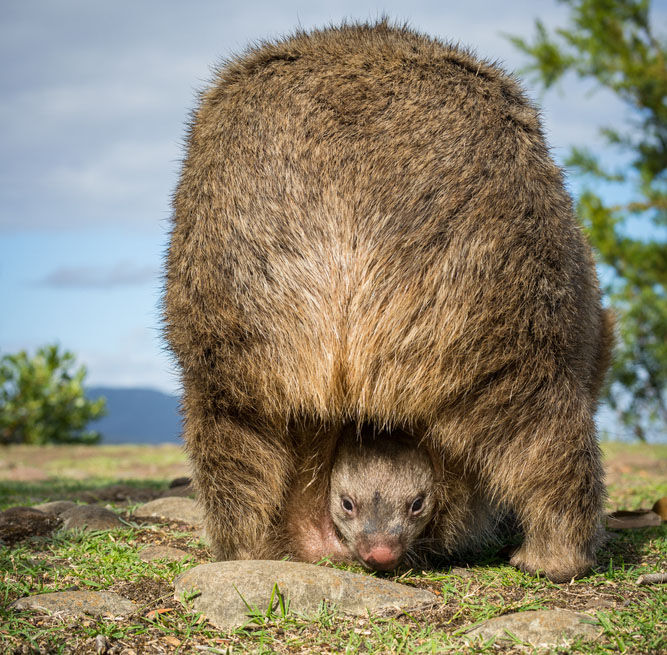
328,429,436,571
164,21,613,582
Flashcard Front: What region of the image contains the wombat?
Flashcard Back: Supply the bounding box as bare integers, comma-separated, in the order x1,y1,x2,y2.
291,425,438,571
164,21,613,582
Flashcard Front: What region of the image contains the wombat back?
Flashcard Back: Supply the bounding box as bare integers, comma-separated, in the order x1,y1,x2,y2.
166,21,602,428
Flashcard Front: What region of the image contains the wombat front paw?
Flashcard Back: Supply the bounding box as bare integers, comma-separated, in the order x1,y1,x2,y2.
510,546,594,583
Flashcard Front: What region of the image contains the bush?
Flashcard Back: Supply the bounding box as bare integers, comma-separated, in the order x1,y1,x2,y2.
0,345,106,445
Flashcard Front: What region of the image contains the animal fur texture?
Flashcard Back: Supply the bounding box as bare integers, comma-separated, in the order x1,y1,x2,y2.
164,21,613,582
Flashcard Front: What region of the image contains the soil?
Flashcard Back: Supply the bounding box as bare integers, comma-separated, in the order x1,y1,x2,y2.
0,507,61,546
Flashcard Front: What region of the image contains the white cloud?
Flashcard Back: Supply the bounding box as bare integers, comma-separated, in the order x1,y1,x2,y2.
40,261,158,288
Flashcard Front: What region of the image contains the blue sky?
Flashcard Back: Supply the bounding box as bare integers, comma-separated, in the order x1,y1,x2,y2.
1,0,663,406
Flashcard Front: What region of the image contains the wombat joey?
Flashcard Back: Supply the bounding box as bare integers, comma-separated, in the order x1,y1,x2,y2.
329,430,436,571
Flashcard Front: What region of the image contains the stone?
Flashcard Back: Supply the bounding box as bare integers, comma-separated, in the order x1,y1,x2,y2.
636,572,667,585
95,634,111,654
174,560,437,630
11,591,136,618
61,505,124,531
605,510,662,529
33,500,77,516
133,497,203,526
651,497,667,521
80,484,161,504
139,545,193,562
463,609,601,646
0,506,60,545
159,484,195,498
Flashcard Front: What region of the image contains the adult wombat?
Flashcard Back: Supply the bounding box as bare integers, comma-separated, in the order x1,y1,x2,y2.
164,21,613,582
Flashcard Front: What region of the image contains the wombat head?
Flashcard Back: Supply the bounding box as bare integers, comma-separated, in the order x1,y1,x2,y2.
329,431,436,571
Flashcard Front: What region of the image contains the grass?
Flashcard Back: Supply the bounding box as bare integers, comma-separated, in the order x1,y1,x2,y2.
0,442,665,654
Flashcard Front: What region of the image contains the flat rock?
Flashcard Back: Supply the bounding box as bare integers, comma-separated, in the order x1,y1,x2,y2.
0,506,60,545
11,591,136,618
133,497,203,526
139,545,193,562
464,609,600,646
606,510,662,529
159,484,195,498
174,560,438,630
61,505,124,531
33,500,77,516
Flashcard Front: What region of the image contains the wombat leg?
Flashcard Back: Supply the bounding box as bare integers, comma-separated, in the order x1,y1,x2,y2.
487,392,604,583
182,396,292,560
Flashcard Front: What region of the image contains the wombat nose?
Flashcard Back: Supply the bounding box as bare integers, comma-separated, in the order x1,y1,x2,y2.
362,545,400,571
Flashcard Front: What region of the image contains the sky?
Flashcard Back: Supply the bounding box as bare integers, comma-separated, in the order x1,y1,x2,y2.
1,0,664,409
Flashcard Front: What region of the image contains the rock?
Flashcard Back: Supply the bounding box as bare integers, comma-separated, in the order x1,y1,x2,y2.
651,497,667,521
159,484,195,498
139,545,193,562
11,591,136,618
449,567,474,578
464,609,600,646
174,560,438,630
0,506,60,545
95,634,111,654
33,500,77,516
61,505,124,531
133,497,203,526
80,484,162,504
636,572,667,586
605,510,662,529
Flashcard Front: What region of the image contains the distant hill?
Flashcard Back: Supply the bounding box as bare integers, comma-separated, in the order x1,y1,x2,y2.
86,387,182,444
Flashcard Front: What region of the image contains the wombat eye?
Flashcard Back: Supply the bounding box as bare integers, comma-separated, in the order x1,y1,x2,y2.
341,497,355,513
410,497,424,514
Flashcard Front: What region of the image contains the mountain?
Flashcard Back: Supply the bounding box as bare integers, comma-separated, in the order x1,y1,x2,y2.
86,387,182,444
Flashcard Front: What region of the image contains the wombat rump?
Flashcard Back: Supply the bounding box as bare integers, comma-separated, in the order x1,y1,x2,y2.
164,22,613,582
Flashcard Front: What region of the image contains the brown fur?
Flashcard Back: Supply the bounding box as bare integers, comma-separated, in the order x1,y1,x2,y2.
164,21,612,582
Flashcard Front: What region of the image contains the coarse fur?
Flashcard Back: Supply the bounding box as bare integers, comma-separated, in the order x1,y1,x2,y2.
164,20,613,582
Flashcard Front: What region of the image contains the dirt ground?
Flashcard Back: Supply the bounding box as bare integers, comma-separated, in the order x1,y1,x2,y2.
0,444,190,483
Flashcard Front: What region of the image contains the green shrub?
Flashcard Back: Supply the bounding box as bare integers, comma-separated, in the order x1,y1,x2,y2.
0,345,106,445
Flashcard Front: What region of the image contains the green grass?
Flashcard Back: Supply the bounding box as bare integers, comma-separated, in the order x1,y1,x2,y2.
0,442,665,654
